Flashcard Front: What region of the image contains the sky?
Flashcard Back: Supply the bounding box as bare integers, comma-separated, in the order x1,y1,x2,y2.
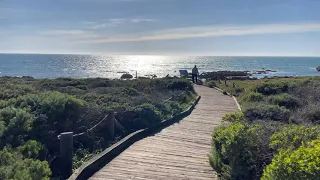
1,0,320,56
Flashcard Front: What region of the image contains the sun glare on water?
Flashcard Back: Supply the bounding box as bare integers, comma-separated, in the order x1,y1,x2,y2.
120,55,167,77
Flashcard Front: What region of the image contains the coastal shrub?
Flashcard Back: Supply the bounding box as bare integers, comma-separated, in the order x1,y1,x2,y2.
75,85,88,90
253,121,284,166
235,87,245,94
292,85,320,104
8,92,88,161
270,125,320,152
305,104,320,123
242,92,264,102
290,103,320,124
210,121,283,180
154,103,171,118
0,107,35,147
266,94,300,109
56,86,87,96
211,78,320,180
256,82,289,95
0,83,35,100
136,103,161,125
222,111,246,122
256,81,301,95
38,78,84,90
82,93,126,105
87,79,111,88
15,92,85,127
167,79,193,91
0,146,51,180
17,140,43,159
123,88,139,96
168,101,183,116
210,122,259,180
262,139,320,180
0,77,196,177
244,104,290,122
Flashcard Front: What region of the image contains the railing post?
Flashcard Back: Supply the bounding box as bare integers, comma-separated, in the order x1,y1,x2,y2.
107,111,115,139
59,132,73,179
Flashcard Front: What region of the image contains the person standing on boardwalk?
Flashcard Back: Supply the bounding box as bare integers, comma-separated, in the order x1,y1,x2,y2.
192,65,199,83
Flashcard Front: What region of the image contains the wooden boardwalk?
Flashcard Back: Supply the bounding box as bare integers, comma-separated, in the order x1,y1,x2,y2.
90,85,237,180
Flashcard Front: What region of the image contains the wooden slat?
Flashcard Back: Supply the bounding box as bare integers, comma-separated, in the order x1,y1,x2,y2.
90,85,237,180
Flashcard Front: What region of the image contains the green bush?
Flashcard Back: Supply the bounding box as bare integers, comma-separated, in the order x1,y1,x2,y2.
136,103,161,125
168,101,183,116
262,139,320,180
17,140,42,158
211,78,320,180
123,88,139,96
76,85,88,90
0,107,35,147
0,84,35,100
242,92,264,102
210,121,284,180
235,87,245,94
244,104,290,122
270,125,320,152
0,77,196,177
222,111,246,122
14,92,85,131
0,146,51,180
304,104,320,123
289,102,320,124
266,94,300,109
210,122,260,180
167,79,193,91
256,82,288,95
256,81,301,95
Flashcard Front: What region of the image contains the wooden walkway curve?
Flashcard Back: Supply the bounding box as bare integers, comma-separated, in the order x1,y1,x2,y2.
90,85,237,180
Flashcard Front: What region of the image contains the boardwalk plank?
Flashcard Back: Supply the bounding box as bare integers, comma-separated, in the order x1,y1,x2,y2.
90,85,237,180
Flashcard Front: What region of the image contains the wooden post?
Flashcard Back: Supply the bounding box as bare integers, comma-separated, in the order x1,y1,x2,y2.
107,111,115,139
59,132,73,179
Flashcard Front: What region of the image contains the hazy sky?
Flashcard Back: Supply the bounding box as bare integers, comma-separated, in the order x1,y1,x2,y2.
1,0,320,56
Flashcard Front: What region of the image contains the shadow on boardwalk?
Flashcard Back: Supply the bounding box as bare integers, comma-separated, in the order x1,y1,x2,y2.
90,85,237,180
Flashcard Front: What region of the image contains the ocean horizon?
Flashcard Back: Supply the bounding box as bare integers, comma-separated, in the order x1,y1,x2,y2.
1,53,320,79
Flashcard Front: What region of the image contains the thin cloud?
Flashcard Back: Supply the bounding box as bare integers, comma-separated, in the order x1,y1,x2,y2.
41,30,87,35
86,18,155,29
70,0,143,3
40,30,99,40
130,18,155,23
82,23,320,43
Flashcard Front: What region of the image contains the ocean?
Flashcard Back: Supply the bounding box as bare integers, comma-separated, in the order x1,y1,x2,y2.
0,54,319,79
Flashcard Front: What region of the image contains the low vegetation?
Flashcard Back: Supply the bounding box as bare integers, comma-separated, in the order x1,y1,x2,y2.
208,77,320,180
0,76,196,179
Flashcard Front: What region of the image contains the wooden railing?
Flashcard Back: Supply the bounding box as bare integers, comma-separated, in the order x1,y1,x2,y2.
58,111,122,179
58,91,187,179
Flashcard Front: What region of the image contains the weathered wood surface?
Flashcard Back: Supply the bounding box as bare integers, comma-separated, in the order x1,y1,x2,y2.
90,85,237,180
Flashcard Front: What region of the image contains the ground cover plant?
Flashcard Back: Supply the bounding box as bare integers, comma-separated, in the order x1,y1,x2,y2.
207,76,320,180
0,76,196,179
